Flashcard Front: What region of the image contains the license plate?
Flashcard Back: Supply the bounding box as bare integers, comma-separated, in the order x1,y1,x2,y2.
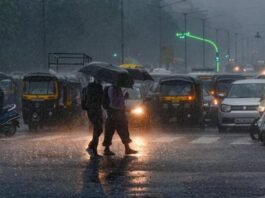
235,118,253,124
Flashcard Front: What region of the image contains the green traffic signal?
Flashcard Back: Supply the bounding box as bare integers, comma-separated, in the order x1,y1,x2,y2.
176,32,220,72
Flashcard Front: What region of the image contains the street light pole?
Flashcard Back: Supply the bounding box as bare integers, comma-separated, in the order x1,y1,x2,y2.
159,4,162,67
42,0,47,70
215,28,219,46
158,0,186,67
202,19,206,68
121,0,125,64
235,33,238,64
184,13,187,71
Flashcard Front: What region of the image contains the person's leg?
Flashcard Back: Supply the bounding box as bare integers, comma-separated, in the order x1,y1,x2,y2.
89,115,103,148
102,111,116,155
116,112,137,155
87,110,103,157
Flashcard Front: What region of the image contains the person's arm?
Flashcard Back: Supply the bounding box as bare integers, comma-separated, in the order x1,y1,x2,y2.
108,87,113,102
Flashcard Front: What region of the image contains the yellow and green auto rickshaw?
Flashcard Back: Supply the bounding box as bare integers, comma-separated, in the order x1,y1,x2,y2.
22,72,82,131
145,75,204,126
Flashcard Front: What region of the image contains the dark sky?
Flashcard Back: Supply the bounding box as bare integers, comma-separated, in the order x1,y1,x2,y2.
168,0,265,36
192,0,265,33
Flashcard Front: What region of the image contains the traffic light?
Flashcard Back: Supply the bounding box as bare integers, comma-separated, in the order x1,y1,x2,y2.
113,53,118,58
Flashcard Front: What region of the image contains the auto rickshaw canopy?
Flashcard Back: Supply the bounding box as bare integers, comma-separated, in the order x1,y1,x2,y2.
120,63,144,69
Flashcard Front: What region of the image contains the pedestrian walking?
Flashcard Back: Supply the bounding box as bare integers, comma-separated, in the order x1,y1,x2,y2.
82,79,104,157
103,83,138,156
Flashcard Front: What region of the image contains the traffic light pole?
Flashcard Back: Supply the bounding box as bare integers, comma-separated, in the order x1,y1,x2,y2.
159,5,162,67
42,0,47,70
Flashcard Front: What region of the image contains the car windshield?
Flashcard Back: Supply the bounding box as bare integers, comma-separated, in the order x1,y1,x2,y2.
202,80,213,92
216,80,234,94
160,81,193,96
124,87,142,100
24,80,56,95
228,83,265,98
0,79,12,90
203,89,209,96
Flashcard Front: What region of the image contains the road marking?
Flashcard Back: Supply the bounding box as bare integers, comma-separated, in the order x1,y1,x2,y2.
191,137,220,144
29,135,67,141
71,136,91,142
231,137,253,145
0,134,28,141
152,136,182,143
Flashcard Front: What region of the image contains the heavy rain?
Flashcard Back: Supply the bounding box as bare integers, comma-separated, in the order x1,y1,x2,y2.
1,0,265,197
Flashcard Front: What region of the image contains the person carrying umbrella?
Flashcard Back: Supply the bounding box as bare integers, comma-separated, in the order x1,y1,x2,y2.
82,78,104,158
102,81,138,156
79,62,137,156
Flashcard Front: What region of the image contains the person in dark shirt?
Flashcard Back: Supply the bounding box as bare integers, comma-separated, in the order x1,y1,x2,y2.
84,80,104,158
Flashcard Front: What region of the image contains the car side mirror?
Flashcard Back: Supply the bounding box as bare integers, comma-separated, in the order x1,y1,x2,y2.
217,92,227,99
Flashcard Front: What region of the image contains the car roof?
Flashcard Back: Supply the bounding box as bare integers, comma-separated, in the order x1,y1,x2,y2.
233,79,265,84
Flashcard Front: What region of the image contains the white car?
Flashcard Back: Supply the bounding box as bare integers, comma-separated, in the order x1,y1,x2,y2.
218,79,265,132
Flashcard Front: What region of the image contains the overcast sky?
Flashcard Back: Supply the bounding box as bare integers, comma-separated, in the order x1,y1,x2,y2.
191,0,265,34
167,0,265,36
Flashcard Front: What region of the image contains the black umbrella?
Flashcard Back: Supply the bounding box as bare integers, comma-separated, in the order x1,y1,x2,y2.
79,62,134,88
126,68,153,81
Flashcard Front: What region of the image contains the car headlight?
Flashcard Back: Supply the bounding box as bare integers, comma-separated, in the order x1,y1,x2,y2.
211,98,219,106
221,104,231,112
131,106,145,116
258,106,265,113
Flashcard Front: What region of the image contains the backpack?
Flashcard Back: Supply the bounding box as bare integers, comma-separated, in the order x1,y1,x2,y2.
102,86,110,110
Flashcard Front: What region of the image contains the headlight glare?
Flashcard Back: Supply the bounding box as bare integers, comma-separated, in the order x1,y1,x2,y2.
212,98,219,106
221,104,231,112
258,106,265,113
131,106,144,115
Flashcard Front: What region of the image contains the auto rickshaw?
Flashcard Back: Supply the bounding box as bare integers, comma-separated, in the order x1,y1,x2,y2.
210,74,246,100
145,75,204,126
22,72,82,131
0,73,19,107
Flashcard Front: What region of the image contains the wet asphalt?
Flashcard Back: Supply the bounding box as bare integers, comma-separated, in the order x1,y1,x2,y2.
0,126,265,198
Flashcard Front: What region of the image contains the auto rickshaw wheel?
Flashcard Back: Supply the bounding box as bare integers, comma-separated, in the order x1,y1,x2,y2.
217,125,227,133
29,123,39,132
249,118,260,141
261,131,265,145
4,123,17,137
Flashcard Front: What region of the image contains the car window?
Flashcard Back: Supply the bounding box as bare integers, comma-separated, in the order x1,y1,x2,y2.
228,83,265,98
160,81,193,96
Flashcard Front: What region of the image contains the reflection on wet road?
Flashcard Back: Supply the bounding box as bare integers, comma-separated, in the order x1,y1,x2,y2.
1,127,265,197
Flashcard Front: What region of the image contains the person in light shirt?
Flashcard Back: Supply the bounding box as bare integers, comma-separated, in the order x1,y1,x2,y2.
103,83,138,156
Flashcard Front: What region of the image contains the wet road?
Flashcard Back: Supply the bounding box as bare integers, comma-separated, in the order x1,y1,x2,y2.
1,127,265,198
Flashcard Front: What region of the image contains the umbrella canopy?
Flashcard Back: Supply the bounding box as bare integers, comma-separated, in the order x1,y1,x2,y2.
79,62,134,88
126,68,153,81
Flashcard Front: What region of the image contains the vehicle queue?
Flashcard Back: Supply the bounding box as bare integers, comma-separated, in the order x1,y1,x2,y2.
2,63,265,137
